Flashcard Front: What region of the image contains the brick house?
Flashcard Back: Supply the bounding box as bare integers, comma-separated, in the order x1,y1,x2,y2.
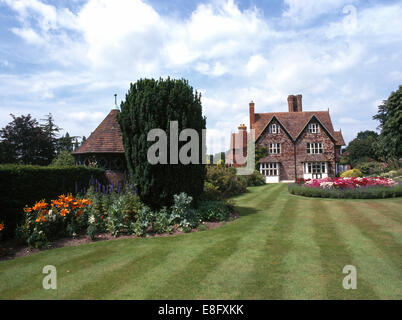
227,94,346,183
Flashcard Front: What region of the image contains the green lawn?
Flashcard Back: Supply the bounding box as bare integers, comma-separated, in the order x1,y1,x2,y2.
1,184,401,299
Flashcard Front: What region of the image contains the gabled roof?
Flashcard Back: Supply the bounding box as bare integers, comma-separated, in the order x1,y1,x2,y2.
253,111,345,146
72,109,124,154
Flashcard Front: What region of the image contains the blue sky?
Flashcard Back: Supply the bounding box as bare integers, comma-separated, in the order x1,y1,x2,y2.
0,0,401,154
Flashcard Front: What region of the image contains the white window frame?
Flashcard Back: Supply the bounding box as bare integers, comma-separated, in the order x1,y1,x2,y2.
308,123,319,133
307,142,323,154
268,123,280,134
260,163,279,176
304,162,327,174
269,143,281,154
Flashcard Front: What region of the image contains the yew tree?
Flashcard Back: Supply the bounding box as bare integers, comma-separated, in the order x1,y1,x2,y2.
118,78,206,208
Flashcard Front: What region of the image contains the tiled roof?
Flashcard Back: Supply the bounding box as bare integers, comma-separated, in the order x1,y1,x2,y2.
72,109,124,154
333,131,346,146
254,111,345,146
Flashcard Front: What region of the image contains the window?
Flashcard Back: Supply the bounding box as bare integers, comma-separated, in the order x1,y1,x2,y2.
269,143,281,154
304,162,327,174
308,123,319,133
268,123,280,134
260,163,279,176
307,142,323,154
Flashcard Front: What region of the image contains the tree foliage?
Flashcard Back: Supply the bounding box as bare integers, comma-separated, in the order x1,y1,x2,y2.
373,85,402,160
346,130,379,166
0,114,55,165
50,150,75,167
118,78,206,208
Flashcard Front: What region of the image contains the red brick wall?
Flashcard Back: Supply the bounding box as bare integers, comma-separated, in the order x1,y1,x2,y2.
256,120,337,180
295,122,336,177
257,121,295,181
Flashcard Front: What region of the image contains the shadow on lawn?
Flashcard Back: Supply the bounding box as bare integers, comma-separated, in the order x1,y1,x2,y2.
234,206,259,217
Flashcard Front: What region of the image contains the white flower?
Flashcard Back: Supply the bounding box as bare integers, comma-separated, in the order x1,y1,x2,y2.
88,215,95,224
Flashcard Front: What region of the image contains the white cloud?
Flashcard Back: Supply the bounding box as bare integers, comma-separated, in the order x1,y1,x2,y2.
1,0,401,151
282,0,357,24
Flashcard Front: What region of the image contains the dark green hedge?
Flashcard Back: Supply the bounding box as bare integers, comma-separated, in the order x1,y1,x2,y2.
288,183,402,199
0,165,106,237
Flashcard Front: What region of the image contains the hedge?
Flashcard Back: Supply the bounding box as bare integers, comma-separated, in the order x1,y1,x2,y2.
288,183,402,199
0,164,106,237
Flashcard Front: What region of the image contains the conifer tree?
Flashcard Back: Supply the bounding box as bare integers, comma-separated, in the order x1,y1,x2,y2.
119,78,206,207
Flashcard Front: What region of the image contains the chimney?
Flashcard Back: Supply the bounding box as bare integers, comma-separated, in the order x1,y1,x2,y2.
249,101,255,130
237,124,247,162
287,95,296,112
296,94,302,112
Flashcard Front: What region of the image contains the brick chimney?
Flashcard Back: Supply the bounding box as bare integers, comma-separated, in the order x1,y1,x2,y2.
249,101,255,130
237,124,247,164
296,94,302,111
288,94,302,112
287,95,296,112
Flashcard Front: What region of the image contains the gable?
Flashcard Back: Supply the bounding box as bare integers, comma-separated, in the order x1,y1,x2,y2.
253,111,344,145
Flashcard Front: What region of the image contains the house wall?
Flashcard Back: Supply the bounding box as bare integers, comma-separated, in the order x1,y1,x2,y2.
295,121,336,178
257,120,296,181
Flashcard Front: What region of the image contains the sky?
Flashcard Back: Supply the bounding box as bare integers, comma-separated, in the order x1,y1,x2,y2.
0,0,401,154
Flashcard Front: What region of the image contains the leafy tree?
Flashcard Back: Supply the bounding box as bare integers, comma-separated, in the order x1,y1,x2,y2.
346,130,379,166
40,113,60,159
373,85,402,160
119,78,206,208
56,132,77,153
49,150,75,167
0,114,55,165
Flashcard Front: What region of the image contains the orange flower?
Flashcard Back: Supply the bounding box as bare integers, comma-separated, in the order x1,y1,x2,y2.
81,199,92,206
24,207,32,213
51,199,63,208
0,223,4,231
60,208,70,216
32,200,48,211
35,214,46,223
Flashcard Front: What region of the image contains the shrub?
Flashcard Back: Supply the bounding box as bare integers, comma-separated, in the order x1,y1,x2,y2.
340,168,362,178
196,200,230,222
205,165,247,198
202,181,222,200
355,161,384,175
150,207,173,234
245,170,265,186
49,151,75,167
170,193,200,231
288,183,402,199
0,164,105,238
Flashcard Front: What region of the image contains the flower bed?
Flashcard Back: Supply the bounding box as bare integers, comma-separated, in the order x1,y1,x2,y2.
302,177,397,189
289,177,401,199
12,182,234,249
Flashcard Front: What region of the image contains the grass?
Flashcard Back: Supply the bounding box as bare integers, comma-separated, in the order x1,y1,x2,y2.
0,184,401,299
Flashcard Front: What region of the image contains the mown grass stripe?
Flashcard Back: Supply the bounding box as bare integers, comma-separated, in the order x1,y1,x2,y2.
311,199,379,299
326,200,402,299
236,187,299,299
336,201,402,270
194,184,289,299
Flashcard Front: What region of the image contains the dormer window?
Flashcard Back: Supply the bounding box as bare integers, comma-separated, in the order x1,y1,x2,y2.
269,123,280,134
308,123,319,133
